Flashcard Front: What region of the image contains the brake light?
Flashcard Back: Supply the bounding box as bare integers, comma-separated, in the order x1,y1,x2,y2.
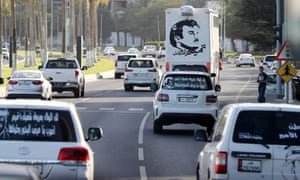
75,70,80,77
166,62,170,71
157,93,169,102
8,80,18,85
58,147,89,161
115,61,118,67
206,95,217,103
215,152,227,174
148,69,157,72
32,80,43,85
125,69,133,72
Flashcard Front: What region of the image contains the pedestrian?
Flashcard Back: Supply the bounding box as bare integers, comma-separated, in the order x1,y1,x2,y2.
257,66,268,102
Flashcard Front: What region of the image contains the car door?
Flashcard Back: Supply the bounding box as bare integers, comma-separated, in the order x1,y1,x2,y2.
271,111,300,180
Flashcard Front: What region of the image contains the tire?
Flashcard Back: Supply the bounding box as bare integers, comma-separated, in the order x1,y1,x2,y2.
81,85,85,97
114,73,120,79
150,83,158,92
124,85,133,91
196,164,200,180
74,87,81,98
153,120,163,134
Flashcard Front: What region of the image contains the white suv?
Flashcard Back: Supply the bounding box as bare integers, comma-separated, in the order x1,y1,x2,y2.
114,54,137,79
123,58,160,91
153,71,221,133
195,103,300,180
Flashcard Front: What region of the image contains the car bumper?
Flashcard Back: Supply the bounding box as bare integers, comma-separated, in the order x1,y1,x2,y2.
51,82,79,92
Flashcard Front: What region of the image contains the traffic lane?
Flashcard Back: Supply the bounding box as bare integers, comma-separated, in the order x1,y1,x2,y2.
77,104,151,179
218,64,259,108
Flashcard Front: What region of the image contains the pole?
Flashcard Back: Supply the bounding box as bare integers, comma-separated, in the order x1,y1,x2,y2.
11,0,16,72
276,0,283,98
50,0,53,52
157,16,160,42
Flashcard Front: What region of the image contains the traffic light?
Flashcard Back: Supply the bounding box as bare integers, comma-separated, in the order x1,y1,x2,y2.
273,25,282,43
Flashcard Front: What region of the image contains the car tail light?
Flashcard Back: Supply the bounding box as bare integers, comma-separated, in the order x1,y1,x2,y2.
32,80,44,85
157,93,169,102
75,70,80,77
115,61,118,67
206,95,217,103
58,147,90,161
148,69,157,72
125,69,133,72
215,152,227,174
8,80,18,85
166,62,170,71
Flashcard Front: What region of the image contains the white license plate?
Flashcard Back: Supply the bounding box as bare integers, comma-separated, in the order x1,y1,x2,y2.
178,97,196,102
134,73,147,77
238,159,261,172
20,81,31,86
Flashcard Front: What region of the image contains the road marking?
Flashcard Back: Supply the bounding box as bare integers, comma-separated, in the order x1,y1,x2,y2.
139,166,147,180
129,108,144,111
138,148,144,161
76,107,87,110
138,112,150,144
99,107,115,111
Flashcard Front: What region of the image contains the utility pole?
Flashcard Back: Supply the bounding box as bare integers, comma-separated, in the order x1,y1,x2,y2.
11,0,16,72
0,0,3,84
276,0,283,98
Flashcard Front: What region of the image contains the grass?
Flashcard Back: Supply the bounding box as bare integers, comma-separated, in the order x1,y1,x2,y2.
0,50,115,86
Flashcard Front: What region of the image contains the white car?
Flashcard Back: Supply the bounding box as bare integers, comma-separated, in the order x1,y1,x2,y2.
236,55,255,67
0,100,103,180
123,57,160,91
2,47,9,60
195,103,300,180
114,53,138,79
262,54,276,68
103,46,116,56
153,71,221,133
6,70,53,100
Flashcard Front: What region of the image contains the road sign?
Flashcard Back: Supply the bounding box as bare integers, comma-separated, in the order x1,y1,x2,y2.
277,62,297,82
275,41,296,61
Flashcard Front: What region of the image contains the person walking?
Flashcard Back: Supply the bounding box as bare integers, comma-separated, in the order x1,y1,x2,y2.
257,66,268,102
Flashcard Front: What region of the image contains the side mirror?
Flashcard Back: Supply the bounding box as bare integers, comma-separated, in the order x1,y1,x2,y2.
215,84,221,92
38,65,43,69
194,129,209,142
86,127,103,141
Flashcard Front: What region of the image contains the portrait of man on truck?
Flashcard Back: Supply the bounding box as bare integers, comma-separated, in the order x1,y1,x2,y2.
169,19,206,56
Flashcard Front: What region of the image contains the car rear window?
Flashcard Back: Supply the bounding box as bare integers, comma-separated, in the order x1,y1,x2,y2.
46,59,78,69
173,65,208,73
265,56,275,62
128,60,154,68
0,108,76,142
117,55,136,62
161,74,212,90
233,110,300,145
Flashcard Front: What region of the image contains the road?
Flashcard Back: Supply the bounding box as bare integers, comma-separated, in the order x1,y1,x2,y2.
47,62,267,180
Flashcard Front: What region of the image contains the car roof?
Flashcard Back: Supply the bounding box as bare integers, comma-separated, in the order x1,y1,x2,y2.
163,71,210,76
225,103,300,111
0,99,75,110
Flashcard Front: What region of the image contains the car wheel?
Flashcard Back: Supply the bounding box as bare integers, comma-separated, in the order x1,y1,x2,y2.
114,73,120,79
74,87,81,98
153,120,163,134
150,83,158,92
81,85,85,97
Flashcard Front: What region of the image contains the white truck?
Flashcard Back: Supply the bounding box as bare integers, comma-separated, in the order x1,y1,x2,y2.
39,57,86,98
165,5,221,84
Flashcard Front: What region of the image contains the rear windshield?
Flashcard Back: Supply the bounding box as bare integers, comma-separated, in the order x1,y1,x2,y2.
117,55,136,62
0,108,76,142
46,59,78,69
173,65,208,73
265,56,275,62
233,110,300,145
161,74,212,90
128,60,154,68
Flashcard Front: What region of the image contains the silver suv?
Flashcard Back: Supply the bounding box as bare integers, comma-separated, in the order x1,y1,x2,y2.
123,58,160,91
114,54,137,79
195,103,300,180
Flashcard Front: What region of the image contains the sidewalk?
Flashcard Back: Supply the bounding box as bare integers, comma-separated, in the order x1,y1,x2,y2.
0,70,114,98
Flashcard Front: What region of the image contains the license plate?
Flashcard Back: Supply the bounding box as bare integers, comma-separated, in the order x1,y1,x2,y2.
238,159,261,172
134,73,147,77
178,97,196,102
20,81,31,86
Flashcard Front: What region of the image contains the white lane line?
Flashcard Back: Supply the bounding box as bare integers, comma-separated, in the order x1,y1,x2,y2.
129,108,144,111
99,107,115,111
138,148,144,161
138,112,150,144
139,166,147,180
235,73,252,103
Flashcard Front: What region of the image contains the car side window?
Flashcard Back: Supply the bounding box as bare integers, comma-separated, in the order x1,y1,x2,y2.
0,109,76,142
212,106,230,142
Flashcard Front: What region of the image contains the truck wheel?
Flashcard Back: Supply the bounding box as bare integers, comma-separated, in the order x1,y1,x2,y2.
74,87,81,98
153,120,163,134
